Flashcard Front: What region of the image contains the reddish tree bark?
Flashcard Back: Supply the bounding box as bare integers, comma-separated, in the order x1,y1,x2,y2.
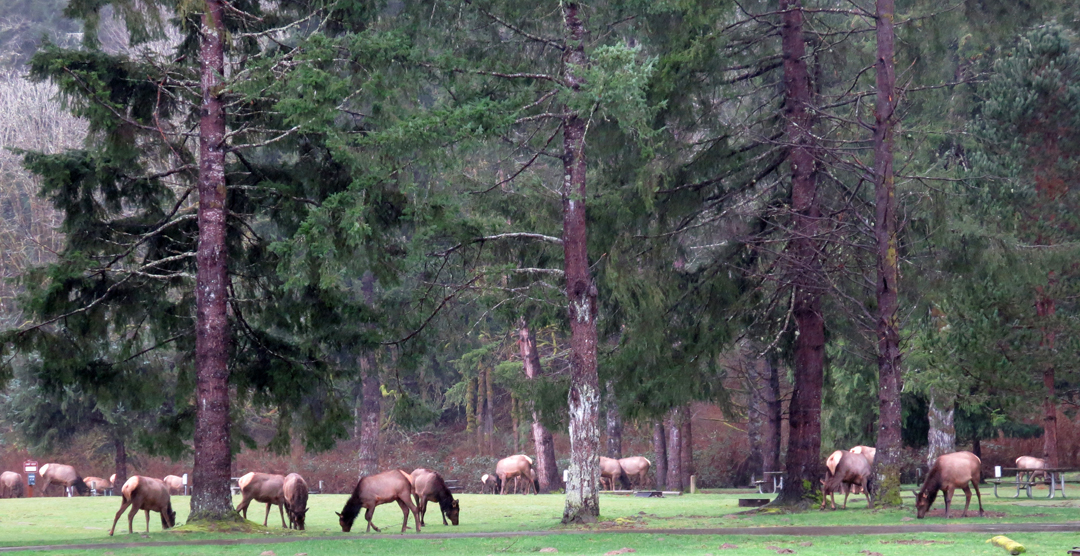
653,422,667,490
189,0,233,521
872,0,903,506
519,321,560,493
358,272,380,477
666,407,683,491
1036,288,1058,465
559,1,601,525
680,405,693,489
113,436,127,490
605,380,623,459
776,0,826,507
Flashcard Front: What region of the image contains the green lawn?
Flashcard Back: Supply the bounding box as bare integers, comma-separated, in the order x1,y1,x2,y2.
0,487,1076,554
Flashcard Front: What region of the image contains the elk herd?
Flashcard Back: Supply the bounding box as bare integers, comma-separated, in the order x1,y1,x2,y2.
0,448,1056,535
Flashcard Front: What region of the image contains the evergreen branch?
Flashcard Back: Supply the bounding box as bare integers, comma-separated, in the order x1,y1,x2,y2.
471,125,561,194
112,332,189,367
227,125,301,150
472,5,565,51
514,112,572,124
430,233,564,258
470,69,566,86
383,275,483,346
9,274,135,338
511,268,565,276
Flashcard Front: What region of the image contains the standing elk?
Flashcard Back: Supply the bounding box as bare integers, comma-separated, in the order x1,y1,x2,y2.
496,455,539,495
915,451,984,519
337,469,420,533
411,468,460,526
820,450,873,510
480,473,499,494
0,472,24,498
235,472,287,528
1015,456,1049,484
162,475,184,495
38,463,89,496
599,457,630,490
83,476,112,495
282,473,309,530
618,457,652,489
108,476,176,536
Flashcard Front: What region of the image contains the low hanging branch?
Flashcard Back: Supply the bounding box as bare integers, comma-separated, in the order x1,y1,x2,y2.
429,232,564,258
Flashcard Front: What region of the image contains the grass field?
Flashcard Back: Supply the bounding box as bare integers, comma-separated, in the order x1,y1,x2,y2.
0,486,1076,555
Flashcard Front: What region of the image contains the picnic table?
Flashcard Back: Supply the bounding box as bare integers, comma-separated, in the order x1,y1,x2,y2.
989,467,1078,499
753,471,784,494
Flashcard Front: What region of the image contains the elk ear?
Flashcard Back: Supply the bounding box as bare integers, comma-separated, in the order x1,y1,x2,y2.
335,511,342,517
819,479,825,485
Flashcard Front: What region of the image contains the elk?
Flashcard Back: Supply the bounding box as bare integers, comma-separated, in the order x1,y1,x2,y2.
820,450,873,510
283,473,309,530
235,472,287,528
108,476,176,536
38,463,89,496
0,472,24,498
496,455,538,495
618,457,652,489
411,469,460,526
337,469,420,533
915,451,984,519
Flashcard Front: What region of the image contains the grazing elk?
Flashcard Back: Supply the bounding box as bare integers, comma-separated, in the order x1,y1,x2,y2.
618,457,652,489
599,457,631,490
1015,456,1049,484
83,476,112,495
0,472,24,498
108,476,176,536
282,473,309,530
848,446,876,494
162,475,184,495
337,469,420,533
38,463,89,497
480,473,499,494
915,451,984,519
820,450,873,510
411,469,460,526
235,472,287,528
496,455,539,495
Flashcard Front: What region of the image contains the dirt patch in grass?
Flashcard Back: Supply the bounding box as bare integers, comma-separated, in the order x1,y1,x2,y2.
921,510,1006,518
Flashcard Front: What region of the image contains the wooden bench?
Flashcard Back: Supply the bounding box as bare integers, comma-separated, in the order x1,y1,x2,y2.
444,479,463,493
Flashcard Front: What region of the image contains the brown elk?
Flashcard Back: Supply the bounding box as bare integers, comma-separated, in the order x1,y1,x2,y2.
235,472,287,528
915,451,984,519
282,473,309,530
1015,456,1049,484
337,469,420,533
480,473,499,494
848,446,876,494
411,468,460,526
618,457,652,489
820,450,873,510
496,455,538,495
83,476,112,495
38,463,89,496
0,472,24,498
108,476,176,536
162,475,184,495
600,457,630,490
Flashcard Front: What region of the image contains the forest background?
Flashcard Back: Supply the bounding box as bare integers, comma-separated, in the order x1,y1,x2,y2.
0,0,1078,520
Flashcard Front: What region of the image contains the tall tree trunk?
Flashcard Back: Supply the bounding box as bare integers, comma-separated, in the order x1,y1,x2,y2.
1036,288,1058,465
357,357,380,476
765,357,782,473
680,405,693,489
519,320,560,493
605,380,623,459
113,435,128,490
926,388,956,468
485,364,496,456
666,407,683,491
466,376,478,434
872,0,903,508
559,1,601,525
189,0,234,521
357,271,380,477
653,422,667,490
776,0,825,507
476,367,487,451
747,358,766,482
511,394,521,454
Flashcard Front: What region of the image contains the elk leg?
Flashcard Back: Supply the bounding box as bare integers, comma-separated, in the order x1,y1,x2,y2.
109,498,133,536
263,502,272,526
499,473,507,495
404,494,420,532
864,482,873,509
943,486,955,518
144,509,151,533
960,486,972,517
236,495,251,519
842,485,851,509
127,505,139,534
972,480,985,517
365,505,380,533
278,502,286,528
418,496,427,526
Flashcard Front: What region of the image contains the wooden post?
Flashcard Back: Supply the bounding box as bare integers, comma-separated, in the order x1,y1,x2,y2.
690,475,697,494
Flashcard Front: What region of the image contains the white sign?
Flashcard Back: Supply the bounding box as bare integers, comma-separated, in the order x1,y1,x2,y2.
995,466,1002,478
182,473,188,485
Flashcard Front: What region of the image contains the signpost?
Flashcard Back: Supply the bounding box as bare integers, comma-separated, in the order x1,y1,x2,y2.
24,461,37,498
